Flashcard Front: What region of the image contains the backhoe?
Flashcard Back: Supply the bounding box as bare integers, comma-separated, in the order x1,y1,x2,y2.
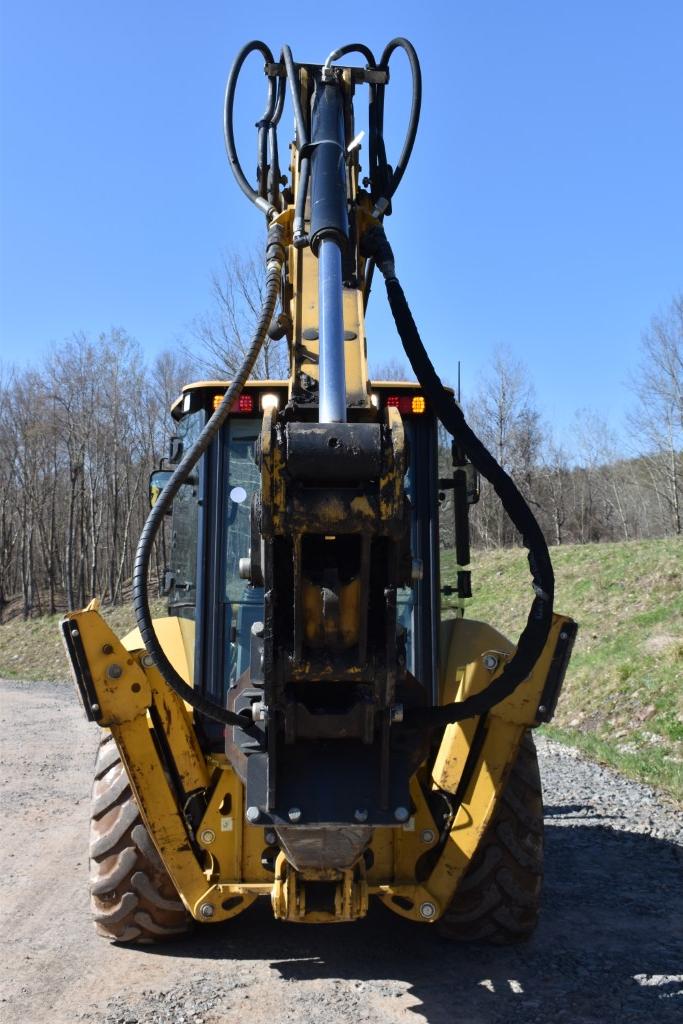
62,39,576,942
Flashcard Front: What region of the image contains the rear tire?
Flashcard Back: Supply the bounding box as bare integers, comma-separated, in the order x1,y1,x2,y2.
437,730,543,943
89,733,192,943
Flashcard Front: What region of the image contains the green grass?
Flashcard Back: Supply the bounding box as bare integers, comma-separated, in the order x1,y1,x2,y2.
2,538,681,799
442,537,683,800
0,600,165,684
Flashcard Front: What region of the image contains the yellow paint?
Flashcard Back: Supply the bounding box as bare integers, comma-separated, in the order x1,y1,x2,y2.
61,65,576,926
63,603,574,926
122,615,195,685
272,853,368,923
377,612,575,922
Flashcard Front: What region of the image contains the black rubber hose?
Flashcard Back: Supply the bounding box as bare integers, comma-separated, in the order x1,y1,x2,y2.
267,75,286,209
224,40,278,218
132,227,286,736
323,43,377,68
362,226,554,728
376,38,422,201
363,258,375,312
282,46,310,243
364,39,420,306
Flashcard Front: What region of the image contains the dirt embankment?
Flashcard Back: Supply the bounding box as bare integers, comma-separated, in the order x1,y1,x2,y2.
1,679,681,1024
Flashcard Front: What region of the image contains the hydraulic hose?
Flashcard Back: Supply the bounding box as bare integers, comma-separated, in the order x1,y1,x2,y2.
267,73,286,209
374,38,422,203
322,43,377,69
224,40,279,219
132,226,286,737
281,45,310,244
362,226,555,729
364,39,421,308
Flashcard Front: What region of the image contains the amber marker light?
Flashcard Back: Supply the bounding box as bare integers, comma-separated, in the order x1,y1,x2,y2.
386,394,426,414
212,393,254,413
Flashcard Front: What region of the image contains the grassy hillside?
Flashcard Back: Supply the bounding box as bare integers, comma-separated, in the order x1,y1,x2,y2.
0,600,165,684
1,538,681,798
442,537,683,799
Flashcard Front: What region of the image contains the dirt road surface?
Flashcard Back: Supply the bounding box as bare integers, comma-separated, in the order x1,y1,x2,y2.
1,679,681,1024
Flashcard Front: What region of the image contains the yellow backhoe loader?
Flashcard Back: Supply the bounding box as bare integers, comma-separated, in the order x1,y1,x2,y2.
62,39,576,943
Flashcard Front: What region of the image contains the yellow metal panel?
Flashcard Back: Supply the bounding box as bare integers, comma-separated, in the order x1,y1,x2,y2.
110,714,215,913
122,615,195,685
144,661,209,794
287,208,370,409
272,854,368,923
379,406,405,520
390,775,440,883
64,609,265,922
64,609,151,725
378,613,575,922
439,617,514,703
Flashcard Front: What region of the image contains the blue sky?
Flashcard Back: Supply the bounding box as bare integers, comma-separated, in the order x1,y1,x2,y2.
1,1,681,448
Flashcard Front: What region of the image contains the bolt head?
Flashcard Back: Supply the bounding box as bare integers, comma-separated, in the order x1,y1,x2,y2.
394,806,410,823
70,628,79,638
199,902,214,919
419,901,436,920
200,829,216,845
91,703,100,714
538,705,547,715
264,829,277,846
288,807,302,823
246,805,261,824
106,663,123,679
482,654,498,671
354,808,368,823
141,654,154,668
420,829,435,845
560,631,568,640
101,643,113,655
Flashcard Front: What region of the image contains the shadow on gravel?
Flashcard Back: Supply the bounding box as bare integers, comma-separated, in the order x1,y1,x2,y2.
144,814,682,1023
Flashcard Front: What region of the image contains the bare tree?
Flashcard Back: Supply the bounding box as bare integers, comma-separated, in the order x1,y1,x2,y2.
370,358,411,380
628,294,683,535
575,410,635,542
191,248,289,380
467,347,542,547
537,436,571,546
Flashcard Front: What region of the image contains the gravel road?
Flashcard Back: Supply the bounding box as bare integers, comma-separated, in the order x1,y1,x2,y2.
1,678,681,1024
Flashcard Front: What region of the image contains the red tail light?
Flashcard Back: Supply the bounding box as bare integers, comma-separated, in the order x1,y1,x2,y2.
385,394,425,414
213,392,255,413
234,393,254,413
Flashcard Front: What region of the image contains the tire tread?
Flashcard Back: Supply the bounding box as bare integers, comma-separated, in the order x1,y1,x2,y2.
89,736,192,944
437,731,543,944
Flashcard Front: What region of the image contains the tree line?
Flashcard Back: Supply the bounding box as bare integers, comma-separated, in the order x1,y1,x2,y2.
0,332,193,620
1,268,680,621
441,309,682,552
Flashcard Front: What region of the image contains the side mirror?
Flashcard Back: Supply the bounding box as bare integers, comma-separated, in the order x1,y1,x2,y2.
149,469,174,511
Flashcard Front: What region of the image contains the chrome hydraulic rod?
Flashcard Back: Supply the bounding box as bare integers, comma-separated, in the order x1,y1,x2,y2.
318,238,347,423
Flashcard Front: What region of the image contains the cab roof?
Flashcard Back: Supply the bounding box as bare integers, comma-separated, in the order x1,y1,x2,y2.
170,379,425,418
